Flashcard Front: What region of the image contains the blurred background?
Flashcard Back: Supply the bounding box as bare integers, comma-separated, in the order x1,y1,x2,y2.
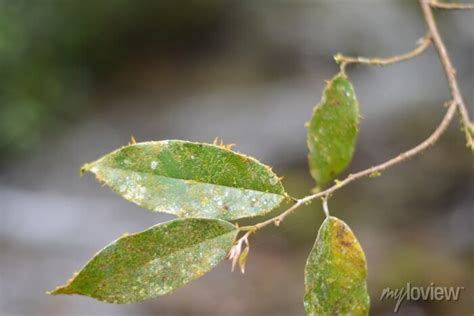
0,1,473,315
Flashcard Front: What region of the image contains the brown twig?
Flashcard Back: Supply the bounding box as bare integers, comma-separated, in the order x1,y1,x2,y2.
420,0,474,149
334,33,432,74
240,1,472,232
430,1,474,10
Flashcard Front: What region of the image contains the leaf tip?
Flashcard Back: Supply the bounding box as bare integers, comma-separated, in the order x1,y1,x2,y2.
80,163,92,176
47,285,69,296
49,271,79,296
48,280,77,296
80,162,99,177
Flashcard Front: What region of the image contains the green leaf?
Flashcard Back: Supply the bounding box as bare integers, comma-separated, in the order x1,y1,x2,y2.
304,216,369,315
82,140,286,220
49,218,238,304
307,73,360,189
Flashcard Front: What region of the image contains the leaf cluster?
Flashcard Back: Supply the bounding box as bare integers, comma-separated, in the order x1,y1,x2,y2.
50,73,368,314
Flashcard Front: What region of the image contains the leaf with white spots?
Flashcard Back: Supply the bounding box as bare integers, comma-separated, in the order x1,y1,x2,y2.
304,216,370,315
82,140,287,220
49,218,238,303
307,73,360,189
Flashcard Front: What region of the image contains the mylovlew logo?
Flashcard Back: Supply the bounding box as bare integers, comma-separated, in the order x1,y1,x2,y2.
380,282,465,313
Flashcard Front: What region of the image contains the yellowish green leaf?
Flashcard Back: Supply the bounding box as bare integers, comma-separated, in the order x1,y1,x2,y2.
49,218,238,303
304,216,369,315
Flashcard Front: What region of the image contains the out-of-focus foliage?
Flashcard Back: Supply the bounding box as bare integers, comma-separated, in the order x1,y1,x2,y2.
0,1,226,157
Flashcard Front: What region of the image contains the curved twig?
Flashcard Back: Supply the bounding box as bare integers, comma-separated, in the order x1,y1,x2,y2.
420,0,474,149
430,1,474,10
335,33,431,72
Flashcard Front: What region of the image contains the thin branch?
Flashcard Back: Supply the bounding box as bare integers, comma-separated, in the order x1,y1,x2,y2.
420,0,474,149
334,33,431,71
240,0,472,233
430,1,474,10
240,102,457,232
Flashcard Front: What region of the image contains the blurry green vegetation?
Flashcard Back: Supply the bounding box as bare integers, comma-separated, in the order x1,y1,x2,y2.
0,1,227,157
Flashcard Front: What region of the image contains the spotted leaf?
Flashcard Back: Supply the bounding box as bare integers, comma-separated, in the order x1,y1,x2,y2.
304,216,369,315
82,140,287,220
49,218,238,303
307,73,359,189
